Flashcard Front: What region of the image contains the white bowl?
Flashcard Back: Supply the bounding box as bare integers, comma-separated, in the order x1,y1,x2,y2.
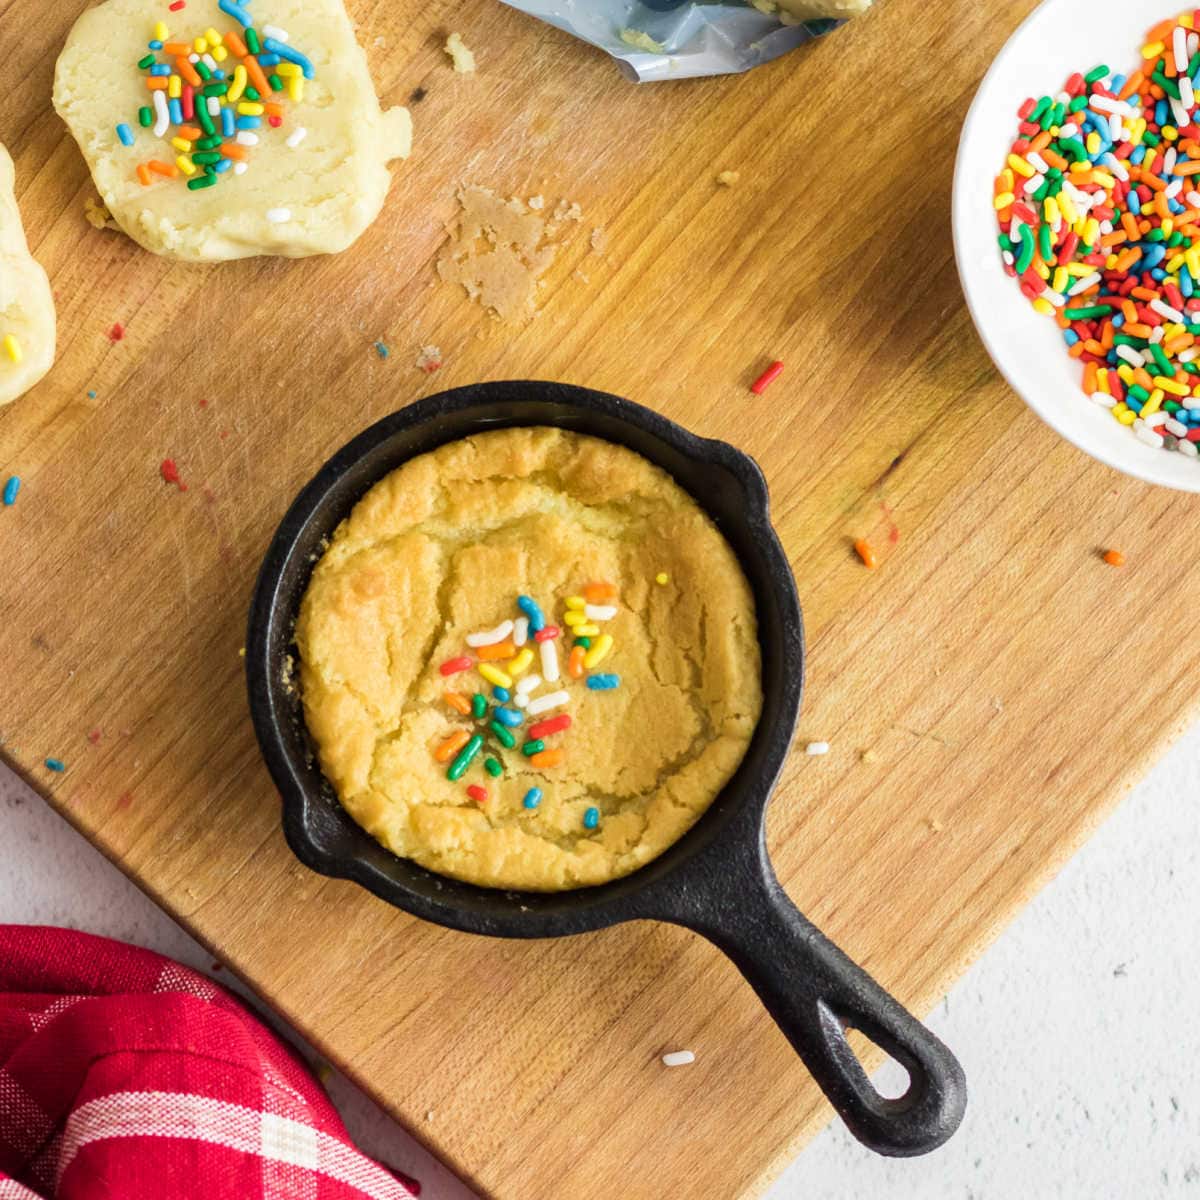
952,0,1200,492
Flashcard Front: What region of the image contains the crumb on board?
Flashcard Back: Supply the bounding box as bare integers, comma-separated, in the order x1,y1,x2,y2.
859,747,878,763
415,345,443,373
619,28,666,53
527,195,544,210
590,226,607,254
662,1050,695,1067
84,196,119,230
437,187,581,321
716,170,740,186
444,32,476,73
805,741,830,756
926,818,944,834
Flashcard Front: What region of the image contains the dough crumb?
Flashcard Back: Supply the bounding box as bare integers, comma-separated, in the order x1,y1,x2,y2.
437,187,579,321
527,195,545,210
415,344,443,373
926,818,944,834
859,747,878,763
590,227,607,254
83,196,118,230
444,32,476,73
716,170,741,187
619,28,666,53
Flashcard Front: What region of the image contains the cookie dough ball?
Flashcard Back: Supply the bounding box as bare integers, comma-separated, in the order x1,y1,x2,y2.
0,146,56,408
759,0,872,18
53,0,412,262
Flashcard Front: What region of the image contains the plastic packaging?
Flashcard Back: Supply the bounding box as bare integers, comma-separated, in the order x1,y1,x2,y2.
497,0,841,82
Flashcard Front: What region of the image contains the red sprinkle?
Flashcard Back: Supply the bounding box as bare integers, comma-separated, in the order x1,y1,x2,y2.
466,784,488,804
108,322,125,342
750,360,784,395
87,729,102,745
268,115,283,127
533,625,560,642
528,714,571,739
159,458,188,491
439,655,473,677
169,0,186,9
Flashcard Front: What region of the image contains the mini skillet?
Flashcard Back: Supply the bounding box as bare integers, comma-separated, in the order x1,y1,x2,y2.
246,381,966,1157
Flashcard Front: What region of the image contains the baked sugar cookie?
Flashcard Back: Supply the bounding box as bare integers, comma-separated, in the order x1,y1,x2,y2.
0,146,56,409
53,0,412,262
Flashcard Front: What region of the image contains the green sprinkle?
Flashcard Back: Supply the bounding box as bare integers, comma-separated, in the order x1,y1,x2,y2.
447,734,484,781
187,174,219,190
484,757,503,778
192,151,222,165
195,60,212,81
269,73,284,91
489,721,516,749
1068,95,1089,113
245,26,261,54
1084,64,1109,84
1150,343,1174,376
573,636,591,649
197,106,215,134
1015,224,1036,274
245,86,261,101
471,693,487,719
1030,96,1051,122
1151,70,1181,101
1114,335,1148,349
202,83,226,97
1165,400,1182,414
1128,385,1151,402
196,135,223,150
137,53,156,69
1038,222,1053,262
1143,131,1162,147
1063,305,1113,320
521,739,545,757
1059,137,1089,163
138,106,154,127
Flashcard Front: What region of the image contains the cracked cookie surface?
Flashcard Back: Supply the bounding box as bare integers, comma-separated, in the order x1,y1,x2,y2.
296,427,762,891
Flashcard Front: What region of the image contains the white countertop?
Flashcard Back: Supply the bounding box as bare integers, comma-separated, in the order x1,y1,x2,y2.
2,728,1198,1197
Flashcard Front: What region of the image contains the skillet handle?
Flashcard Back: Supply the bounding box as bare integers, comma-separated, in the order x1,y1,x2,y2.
689,870,966,1157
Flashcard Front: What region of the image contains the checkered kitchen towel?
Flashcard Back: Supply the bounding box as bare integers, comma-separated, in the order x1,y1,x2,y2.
0,926,417,1198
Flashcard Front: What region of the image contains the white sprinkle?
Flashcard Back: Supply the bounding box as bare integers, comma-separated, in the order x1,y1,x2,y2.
233,162,248,175
513,694,528,709
805,741,830,756
1090,392,1117,408
662,1050,695,1068
286,126,308,149
1026,151,1050,174
1116,345,1146,368
201,53,218,71
515,673,541,696
527,689,569,716
1059,122,1079,138
539,638,559,683
1068,272,1102,296
1179,439,1199,457
513,617,529,647
1001,251,1015,267
1023,173,1045,196
263,24,290,42
1176,27,1189,81
1152,298,1185,323
1151,326,1165,345
1166,178,1185,200
266,207,291,224
1089,95,1136,118
1188,191,1200,210
1166,148,1180,177
1165,417,1189,437
1171,96,1190,129
1181,347,1200,364
466,620,513,648
207,96,221,116
152,88,170,137
584,604,617,621
236,131,260,146
1135,424,1165,449
1144,411,1169,429
188,52,200,63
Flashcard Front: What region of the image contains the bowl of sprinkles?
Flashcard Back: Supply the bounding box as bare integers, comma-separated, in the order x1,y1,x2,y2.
954,0,1200,491
119,1,313,192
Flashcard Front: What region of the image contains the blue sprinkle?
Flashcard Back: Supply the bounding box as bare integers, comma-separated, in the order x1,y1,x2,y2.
517,595,545,633
258,53,281,67
213,68,226,81
218,0,254,26
168,98,184,125
150,63,171,76
263,38,314,78
221,106,235,137
87,390,97,399
586,673,620,690
374,341,390,358
149,39,163,49
522,788,542,810
583,806,600,830
3,476,20,506
492,686,511,703
214,157,233,174
494,707,523,727
116,122,135,146
236,116,262,130
44,758,66,773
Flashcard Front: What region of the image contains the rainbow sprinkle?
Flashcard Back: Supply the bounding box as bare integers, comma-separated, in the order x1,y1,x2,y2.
433,582,625,831
996,9,1200,458
120,7,314,194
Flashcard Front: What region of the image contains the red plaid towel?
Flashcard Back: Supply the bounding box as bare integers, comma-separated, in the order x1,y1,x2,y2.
0,926,417,1199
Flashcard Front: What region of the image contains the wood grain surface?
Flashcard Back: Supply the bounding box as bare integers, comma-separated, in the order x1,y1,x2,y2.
3,0,1196,1196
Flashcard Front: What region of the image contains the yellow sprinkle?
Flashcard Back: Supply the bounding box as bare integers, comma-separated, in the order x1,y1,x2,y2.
1044,196,1060,225
574,624,601,636
205,27,223,46
1098,369,1111,395
194,36,208,53
1007,153,1035,178
993,192,1015,210
1184,13,1195,27
583,634,613,669
1052,267,1069,294
237,101,265,116
1032,298,1055,316
1168,253,1187,273
1117,364,1135,384
170,136,192,152
564,596,586,609
1105,253,1120,271
167,74,182,98
1163,219,1176,237
176,155,197,176
1058,191,1078,224
1165,126,1180,143
2,334,22,364
507,647,534,678
277,63,303,77
1155,376,1190,397
1142,388,1165,417
478,664,512,689
655,572,669,585
287,76,304,102
1083,218,1101,246
1113,402,1129,415
1034,261,1051,281
1091,169,1115,188
226,64,248,104
1143,40,1166,59
212,44,228,62
154,20,168,40
1065,263,1094,277
1116,407,1137,425
563,611,587,627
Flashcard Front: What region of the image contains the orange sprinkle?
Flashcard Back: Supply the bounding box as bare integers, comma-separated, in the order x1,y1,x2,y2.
145,77,169,90
176,56,202,86
1119,71,1143,101
1041,148,1068,171
147,160,177,178
583,581,618,603
1083,362,1098,394
854,538,877,570
477,641,515,662
220,142,249,161
1131,286,1159,301
225,30,249,57
434,730,471,763
244,56,271,96
263,101,284,118
443,691,471,716
163,41,191,54
1028,130,1052,154
176,126,203,141
136,163,153,186
1103,548,1126,567
530,749,563,769
567,646,586,679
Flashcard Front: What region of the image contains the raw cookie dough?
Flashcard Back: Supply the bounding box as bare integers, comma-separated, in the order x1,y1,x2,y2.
771,0,873,18
53,0,412,262
296,428,763,891
0,146,56,408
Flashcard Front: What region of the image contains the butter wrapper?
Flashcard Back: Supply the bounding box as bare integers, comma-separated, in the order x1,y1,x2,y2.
498,0,841,82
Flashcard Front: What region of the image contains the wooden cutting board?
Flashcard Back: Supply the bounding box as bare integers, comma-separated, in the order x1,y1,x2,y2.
3,0,1197,1195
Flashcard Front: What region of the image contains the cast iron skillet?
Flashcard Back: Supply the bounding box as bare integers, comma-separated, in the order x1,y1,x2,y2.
246,381,967,1157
